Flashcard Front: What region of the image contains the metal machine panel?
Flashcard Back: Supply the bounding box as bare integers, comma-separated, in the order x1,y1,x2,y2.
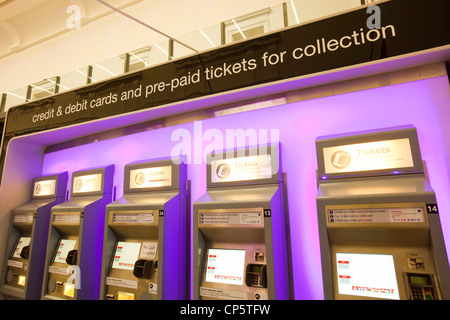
41,165,114,300
316,126,450,300
0,172,67,300
101,158,188,300
193,144,291,300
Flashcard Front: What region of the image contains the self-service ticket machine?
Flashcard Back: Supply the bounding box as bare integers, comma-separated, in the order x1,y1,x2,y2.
41,165,114,300
193,145,290,300
316,125,450,300
100,158,188,300
0,173,67,299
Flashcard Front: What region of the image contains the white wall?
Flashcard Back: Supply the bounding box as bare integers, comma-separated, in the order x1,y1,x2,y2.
0,0,364,106
0,0,288,95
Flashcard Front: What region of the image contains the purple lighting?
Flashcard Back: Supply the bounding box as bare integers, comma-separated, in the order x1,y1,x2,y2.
41,76,450,300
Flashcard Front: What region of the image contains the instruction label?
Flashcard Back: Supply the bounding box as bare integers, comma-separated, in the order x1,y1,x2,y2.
53,214,80,223
199,212,262,225
106,277,138,289
328,207,425,223
112,213,154,224
13,214,33,223
140,242,157,260
200,287,247,300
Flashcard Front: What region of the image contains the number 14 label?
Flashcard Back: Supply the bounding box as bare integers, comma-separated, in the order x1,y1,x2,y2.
426,204,439,214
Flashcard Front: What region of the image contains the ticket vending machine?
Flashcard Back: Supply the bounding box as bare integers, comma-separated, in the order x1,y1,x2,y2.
316,125,450,300
193,145,291,300
100,158,188,300
0,173,67,299
41,165,114,300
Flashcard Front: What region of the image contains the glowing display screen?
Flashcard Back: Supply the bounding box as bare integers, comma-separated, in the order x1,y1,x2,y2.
336,253,400,300
205,249,245,285
323,138,413,174
211,155,272,183
54,239,77,264
112,241,141,270
13,237,31,258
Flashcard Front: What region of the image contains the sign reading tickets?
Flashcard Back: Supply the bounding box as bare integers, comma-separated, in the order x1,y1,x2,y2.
129,166,172,189
323,138,414,174
211,154,272,183
72,173,102,194
33,179,56,197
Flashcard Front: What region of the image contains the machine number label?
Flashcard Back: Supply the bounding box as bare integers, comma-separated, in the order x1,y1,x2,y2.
159,210,164,217
426,204,439,214
264,209,271,217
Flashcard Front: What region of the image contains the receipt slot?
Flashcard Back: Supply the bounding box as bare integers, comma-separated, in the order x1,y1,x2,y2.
41,165,114,300
193,145,291,300
0,173,67,299
316,126,450,300
100,158,187,300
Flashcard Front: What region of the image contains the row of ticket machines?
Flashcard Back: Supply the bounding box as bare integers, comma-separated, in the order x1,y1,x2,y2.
1,125,449,300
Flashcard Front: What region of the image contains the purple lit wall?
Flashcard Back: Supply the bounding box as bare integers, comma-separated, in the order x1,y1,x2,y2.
41,76,450,300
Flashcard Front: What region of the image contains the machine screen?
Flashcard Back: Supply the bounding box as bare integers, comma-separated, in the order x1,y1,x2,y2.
112,241,141,270
336,253,400,300
12,236,31,258
205,249,245,285
54,239,77,263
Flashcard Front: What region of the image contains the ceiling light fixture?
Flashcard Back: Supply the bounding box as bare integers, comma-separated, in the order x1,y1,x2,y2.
199,29,216,48
94,63,117,76
232,19,246,39
129,52,150,67
6,91,27,101
154,43,173,60
291,1,300,24
95,0,198,53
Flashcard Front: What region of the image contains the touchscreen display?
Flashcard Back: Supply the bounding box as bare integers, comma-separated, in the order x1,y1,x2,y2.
112,241,141,270
54,239,77,263
12,237,31,258
205,249,245,285
336,253,400,300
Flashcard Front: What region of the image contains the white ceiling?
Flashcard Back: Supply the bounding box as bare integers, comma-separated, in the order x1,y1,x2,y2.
0,0,144,58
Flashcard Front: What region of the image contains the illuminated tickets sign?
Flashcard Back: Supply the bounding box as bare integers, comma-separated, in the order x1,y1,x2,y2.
129,166,172,189
323,138,414,175
33,179,56,197
72,173,102,194
211,154,272,183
